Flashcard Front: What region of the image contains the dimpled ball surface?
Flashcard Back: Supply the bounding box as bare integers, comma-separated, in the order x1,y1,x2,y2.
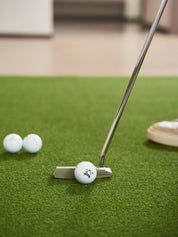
3,133,23,153
74,161,97,184
23,134,42,153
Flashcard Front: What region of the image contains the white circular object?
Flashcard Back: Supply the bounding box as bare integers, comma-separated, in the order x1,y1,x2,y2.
158,121,178,129
74,161,97,184
3,133,23,153
23,134,42,153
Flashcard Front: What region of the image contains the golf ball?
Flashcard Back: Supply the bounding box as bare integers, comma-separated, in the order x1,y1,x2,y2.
3,133,23,153
23,134,42,153
74,161,97,184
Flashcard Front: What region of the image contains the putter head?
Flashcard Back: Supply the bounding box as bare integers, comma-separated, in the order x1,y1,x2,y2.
53,166,112,179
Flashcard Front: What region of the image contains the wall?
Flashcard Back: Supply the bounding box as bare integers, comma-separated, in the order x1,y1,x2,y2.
0,0,53,36
125,0,142,19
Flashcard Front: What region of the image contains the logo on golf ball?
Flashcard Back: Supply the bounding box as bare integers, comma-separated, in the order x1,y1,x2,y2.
84,169,93,178
74,161,97,184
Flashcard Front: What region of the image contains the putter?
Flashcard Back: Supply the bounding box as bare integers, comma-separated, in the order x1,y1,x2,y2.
53,0,168,179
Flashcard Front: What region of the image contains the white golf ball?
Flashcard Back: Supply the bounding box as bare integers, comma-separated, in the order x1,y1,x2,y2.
74,161,97,184
23,134,42,153
3,133,23,153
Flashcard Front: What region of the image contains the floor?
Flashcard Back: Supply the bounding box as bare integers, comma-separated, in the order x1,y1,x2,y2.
0,21,178,76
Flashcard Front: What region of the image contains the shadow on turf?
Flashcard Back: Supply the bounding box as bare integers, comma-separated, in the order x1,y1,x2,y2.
0,152,38,162
144,140,178,152
48,175,111,195
48,175,96,195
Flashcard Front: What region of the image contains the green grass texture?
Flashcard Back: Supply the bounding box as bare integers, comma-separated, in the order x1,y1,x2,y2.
0,76,177,237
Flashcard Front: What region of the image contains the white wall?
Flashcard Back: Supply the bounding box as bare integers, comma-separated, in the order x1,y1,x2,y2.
0,0,53,36
125,0,142,19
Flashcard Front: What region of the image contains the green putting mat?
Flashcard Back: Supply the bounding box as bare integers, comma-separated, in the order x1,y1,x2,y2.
0,76,177,237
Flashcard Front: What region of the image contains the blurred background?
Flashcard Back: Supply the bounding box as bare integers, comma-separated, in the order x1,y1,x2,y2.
0,0,178,76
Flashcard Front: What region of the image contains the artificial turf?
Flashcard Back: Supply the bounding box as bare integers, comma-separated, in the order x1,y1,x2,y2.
0,76,177,237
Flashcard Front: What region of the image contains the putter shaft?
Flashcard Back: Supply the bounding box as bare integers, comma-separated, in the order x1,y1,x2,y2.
99,0,168,167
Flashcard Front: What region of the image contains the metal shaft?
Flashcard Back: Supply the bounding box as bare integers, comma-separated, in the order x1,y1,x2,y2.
99,0,168,167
